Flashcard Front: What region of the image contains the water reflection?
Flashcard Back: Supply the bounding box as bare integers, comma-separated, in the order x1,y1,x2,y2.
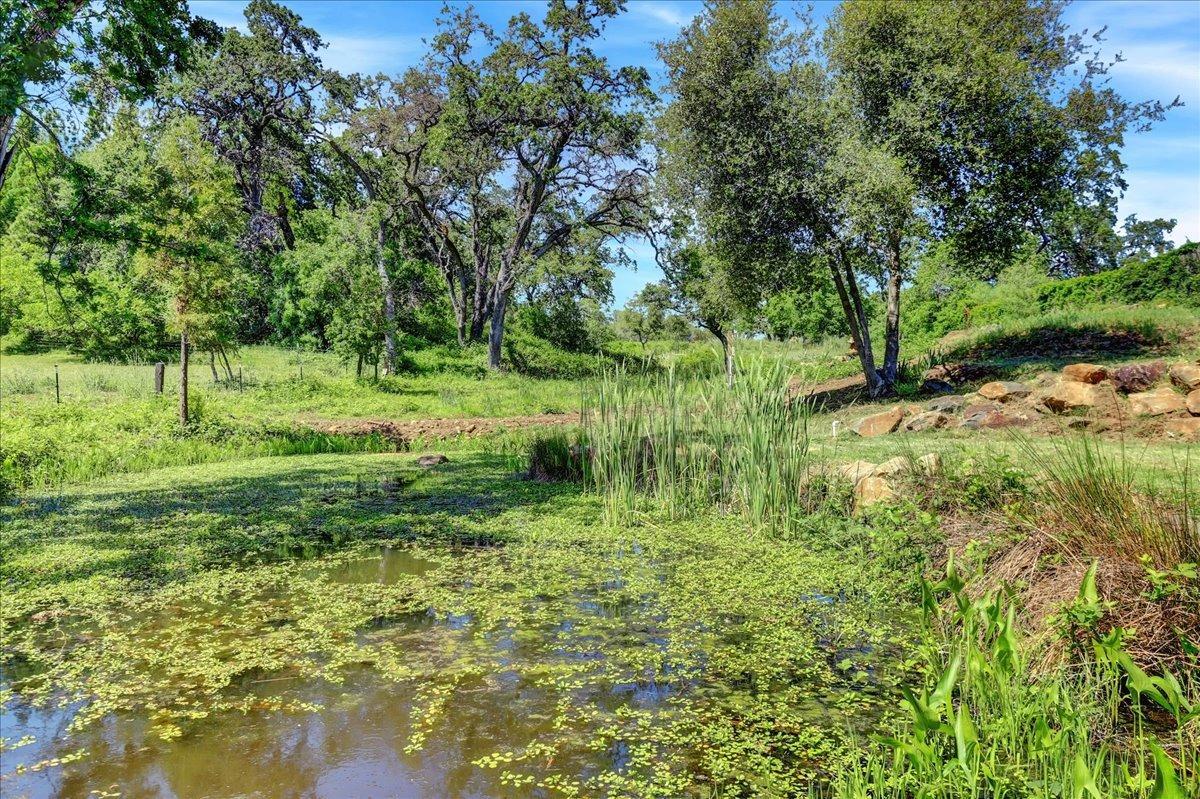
1,543,900,798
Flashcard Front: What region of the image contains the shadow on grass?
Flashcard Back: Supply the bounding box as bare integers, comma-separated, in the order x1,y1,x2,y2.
946,321,1172,365
1,454,584,591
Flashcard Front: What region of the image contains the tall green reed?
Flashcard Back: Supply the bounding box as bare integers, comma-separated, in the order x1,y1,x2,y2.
582,360,811,535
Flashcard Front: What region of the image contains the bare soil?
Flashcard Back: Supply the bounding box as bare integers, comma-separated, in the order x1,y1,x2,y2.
306,412,581,444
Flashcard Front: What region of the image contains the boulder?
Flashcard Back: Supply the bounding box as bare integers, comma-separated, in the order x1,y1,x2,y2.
1188,388,1200,416
1062,363,1107,384
836,460,878,483
1128,387,1186,417
925,395,965,414
977,381,1032,402
1170,362,1200,391
1164,417,1200,441
854,476,897,511
1040,381,1103,413
873,456,911,477
416,454,450,467
851,407,905,437
962,402,1002,423
1112,362,1165,393
916,453,942,476
906,411,952,432
979,410,1033,429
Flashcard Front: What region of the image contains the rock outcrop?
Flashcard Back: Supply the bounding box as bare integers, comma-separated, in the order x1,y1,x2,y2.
1170,362,1200,391
851,407,906,437
845,360,1197,440
1128,387,1186,417
1061,363,1107,384
977,381,1032,402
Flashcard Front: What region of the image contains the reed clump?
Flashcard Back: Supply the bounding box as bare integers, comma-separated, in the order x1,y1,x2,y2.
579,361,812,536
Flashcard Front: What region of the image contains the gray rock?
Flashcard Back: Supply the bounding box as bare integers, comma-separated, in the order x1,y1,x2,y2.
925,395,965,414
416,454,450,468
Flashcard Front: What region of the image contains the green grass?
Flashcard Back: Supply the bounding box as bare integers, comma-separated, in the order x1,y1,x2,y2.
935,304,1199,366
0,346,582,491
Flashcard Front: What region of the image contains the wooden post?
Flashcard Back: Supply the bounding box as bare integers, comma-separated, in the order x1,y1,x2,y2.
179,332,190,426
238,366,243,392
54,364,60,404
154,362,165,394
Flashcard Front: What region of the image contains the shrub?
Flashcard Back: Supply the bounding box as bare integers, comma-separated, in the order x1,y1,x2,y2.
503,332,605,379
526,432,585,481
672,345,721,378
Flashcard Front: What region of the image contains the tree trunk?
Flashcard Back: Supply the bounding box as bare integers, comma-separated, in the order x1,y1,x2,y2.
179,332,190,426
0,113,16,196
720,330,735,388
882,236,903,385
825,252,885,397
356,352,363,379
704,322,735,388
488,291,508,370
219,347,234,381
209,351,220,382
376,223,398,375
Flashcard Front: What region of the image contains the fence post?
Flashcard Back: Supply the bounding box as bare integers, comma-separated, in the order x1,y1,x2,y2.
238,366,243,392
154,362,165,394
54,364,60,404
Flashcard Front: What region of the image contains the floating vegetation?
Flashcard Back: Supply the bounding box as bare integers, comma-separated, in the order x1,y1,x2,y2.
0,453,912,797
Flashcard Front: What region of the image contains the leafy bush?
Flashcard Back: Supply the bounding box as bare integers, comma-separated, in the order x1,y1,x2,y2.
503,331,606,379
672,345,721,378
1037,243,1200,309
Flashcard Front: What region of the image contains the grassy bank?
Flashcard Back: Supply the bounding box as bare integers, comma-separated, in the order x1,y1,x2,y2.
0,347,581,491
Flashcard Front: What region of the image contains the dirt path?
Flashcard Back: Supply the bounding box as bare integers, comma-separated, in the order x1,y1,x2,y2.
307,412,581,443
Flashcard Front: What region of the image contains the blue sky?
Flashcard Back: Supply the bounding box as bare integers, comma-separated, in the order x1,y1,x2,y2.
193,0,1200,306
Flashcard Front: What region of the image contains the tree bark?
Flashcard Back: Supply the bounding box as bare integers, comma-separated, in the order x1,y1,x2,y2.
209,350,219,382
219,346,234,381
376,222,398,375
882,235,903,385
179,332,190,426
825,251,885,397
0,113,15,195
488,291,508,370
713,328,735,388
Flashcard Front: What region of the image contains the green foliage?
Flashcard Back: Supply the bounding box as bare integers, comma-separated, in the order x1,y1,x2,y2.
1038,244,1200,309
836,561,1198,799
762,280,850,343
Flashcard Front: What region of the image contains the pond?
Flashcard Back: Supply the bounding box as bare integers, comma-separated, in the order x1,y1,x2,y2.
1,459,913,797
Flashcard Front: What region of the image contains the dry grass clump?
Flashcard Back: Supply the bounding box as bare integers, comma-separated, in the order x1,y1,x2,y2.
958,437,1198,671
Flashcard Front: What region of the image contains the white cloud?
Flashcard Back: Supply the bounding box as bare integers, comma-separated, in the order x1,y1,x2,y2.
320,34,426,75
1104,42,1200,96
628,1,694,29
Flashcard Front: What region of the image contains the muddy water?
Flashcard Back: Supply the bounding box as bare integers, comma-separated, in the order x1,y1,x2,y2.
1,546,900,798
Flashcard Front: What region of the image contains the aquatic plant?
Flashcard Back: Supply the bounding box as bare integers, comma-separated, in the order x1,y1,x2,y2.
581,360,812,536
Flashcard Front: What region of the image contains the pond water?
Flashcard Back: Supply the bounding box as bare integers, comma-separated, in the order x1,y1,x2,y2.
2,540,907,798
